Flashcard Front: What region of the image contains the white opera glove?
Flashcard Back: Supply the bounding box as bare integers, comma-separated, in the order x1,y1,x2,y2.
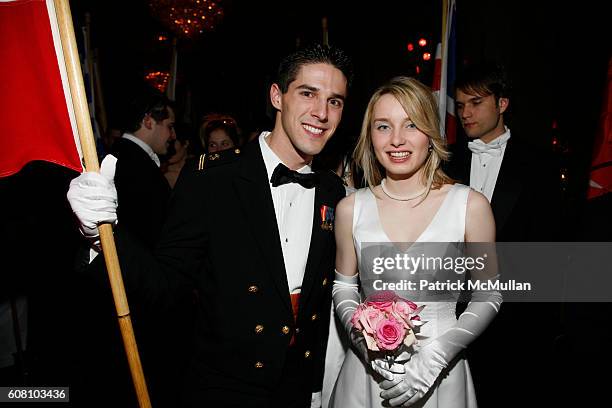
66,155,118,250
374,340,447,406
374,288,503,407
310,391,321,408
332,271,370,363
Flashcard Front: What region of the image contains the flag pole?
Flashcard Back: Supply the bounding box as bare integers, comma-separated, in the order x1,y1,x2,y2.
52,1,151,406
167,37,177,100
321,16,329,47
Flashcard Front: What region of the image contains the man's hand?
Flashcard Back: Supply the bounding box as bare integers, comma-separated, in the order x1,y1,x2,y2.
66,155,118,249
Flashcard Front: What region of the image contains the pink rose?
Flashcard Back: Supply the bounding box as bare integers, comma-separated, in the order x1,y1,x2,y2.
351,304,365,330
365,291,399,312
391,300,415,329
358,306,385,335
390,299,421,328
375,317,406,351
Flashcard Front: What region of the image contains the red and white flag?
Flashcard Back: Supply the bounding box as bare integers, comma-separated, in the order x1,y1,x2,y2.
587,57,612,199
432,0,457,144
0,0,83,177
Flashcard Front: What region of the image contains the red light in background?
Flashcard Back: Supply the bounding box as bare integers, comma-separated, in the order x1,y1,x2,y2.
418,38,427,47
407,43,415,52
423,52,432,61
416,65,421,74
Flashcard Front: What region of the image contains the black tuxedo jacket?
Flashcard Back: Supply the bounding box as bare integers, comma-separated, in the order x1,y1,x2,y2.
445,137,562,241
115,140,345,405
112,137,171,248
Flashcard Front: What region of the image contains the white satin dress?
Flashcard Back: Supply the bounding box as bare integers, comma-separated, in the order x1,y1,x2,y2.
329,184,478,408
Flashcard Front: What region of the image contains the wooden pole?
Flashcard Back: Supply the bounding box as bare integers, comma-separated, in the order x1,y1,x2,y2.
52,1,151,406
93,51,109,135
84,12,108,135
167,37,177,100
322,16,329,47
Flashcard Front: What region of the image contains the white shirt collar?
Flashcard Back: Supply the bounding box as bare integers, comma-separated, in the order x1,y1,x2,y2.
468,126,511,155
258,131,312,184
122,133,161,167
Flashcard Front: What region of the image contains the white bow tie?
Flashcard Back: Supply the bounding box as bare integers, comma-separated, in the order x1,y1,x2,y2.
468,133,511,157
468,141,503,156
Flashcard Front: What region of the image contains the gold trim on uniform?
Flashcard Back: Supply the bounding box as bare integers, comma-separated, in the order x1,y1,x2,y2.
322,278,328,286
311,314,318,321
198,154,207,170
209,153,220,161
255,361,264,368
248,285,259,293
304,350,311,359
255,324,264,334
281,326,290,335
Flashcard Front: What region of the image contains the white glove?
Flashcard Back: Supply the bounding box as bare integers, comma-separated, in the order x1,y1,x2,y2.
66,155,118,249
373,340,447,406
373,288,502,407
310,391,322,408
332,271,371,363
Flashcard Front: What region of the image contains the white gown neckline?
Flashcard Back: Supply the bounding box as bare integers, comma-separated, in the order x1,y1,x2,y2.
369,183,460,244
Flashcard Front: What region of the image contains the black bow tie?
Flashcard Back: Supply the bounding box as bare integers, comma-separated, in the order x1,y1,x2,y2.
270,163,319,189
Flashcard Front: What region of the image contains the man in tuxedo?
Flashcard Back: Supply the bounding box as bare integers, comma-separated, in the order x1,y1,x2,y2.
446,63,561,241
67,44,352,408
446,63,562,406
112,91,175,246
79,91,191,407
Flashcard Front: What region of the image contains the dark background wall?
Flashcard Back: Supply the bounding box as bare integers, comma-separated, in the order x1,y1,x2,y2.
458,1,609,208
69,0,610,208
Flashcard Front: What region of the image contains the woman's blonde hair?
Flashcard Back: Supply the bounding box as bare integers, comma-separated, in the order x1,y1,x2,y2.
353,76,453,193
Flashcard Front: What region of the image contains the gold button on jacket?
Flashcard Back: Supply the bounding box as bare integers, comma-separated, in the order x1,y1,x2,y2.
255,325,264,334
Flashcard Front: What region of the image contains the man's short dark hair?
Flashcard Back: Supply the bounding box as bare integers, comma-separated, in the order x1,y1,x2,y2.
123,89,174,133
455,62,511,102
276,44,354,93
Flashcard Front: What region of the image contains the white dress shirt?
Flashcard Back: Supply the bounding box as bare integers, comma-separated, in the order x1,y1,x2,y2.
122,133,161,167
468,127,511,202
259,132,315,295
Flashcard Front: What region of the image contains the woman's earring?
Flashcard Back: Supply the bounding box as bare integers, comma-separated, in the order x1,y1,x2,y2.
428,144,433,152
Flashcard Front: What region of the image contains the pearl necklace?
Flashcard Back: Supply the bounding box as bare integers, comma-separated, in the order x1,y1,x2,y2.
380,179,427,201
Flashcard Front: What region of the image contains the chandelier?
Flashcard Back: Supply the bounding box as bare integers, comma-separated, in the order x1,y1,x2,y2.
149,0,224,38
144,71,170,92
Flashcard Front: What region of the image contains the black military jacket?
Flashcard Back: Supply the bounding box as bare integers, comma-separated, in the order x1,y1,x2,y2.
115,140,344,404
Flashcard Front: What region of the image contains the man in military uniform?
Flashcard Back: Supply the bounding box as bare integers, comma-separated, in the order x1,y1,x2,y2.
67,44,353,408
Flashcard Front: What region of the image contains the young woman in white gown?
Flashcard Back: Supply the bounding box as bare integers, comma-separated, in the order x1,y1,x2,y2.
330,77,502,407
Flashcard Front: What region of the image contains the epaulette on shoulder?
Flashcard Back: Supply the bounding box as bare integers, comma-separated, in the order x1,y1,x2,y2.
197,148,242,171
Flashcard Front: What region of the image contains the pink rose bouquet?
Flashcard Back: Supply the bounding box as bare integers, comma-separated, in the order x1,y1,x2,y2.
351,291,424,363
